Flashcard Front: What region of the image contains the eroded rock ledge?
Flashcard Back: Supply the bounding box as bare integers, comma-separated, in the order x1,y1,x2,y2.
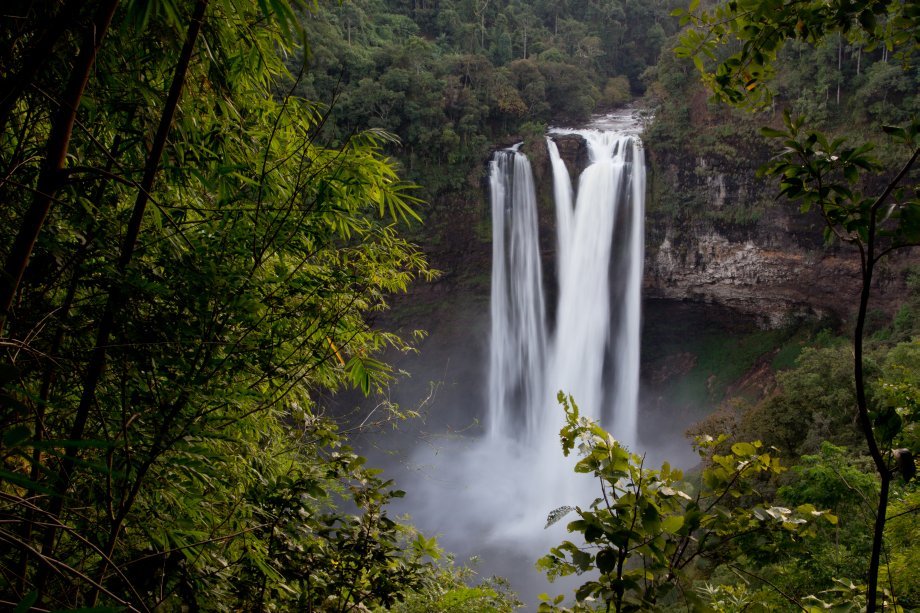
544,132,917,327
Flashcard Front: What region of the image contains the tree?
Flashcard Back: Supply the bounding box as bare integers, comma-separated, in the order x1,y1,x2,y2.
0,1,438,608
537,395,834,612
674,1,919,609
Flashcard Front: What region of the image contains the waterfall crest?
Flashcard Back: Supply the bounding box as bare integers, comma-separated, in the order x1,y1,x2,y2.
488,124,645,449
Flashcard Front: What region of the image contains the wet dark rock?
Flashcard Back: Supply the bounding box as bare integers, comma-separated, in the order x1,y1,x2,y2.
642,142,919,327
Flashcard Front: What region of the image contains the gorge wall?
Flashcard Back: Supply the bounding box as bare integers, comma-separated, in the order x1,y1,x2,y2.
539,132,917,328
382,118,918,417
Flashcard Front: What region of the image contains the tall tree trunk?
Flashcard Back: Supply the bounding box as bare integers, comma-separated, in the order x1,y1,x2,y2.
0,0,119,335
35,0,210,600
859,147,918,611
855,244,887,612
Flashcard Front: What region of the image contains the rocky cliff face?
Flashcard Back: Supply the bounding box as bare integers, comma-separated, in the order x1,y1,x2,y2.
401,125,916,343
648,224,858,326
644,143,919,327
540,133,917,328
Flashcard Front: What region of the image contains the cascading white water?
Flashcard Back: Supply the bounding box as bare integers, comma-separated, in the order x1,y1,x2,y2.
546,139,573,275
611,135,645,444
488,149,547,440
395,113,647,604
488,126,645,450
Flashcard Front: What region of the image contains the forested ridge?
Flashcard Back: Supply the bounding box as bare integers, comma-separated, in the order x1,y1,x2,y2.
293,0,682,194
0,0,918,611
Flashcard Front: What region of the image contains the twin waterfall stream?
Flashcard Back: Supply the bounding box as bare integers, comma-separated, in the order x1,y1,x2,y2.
488,122,646,454
392,112,648,600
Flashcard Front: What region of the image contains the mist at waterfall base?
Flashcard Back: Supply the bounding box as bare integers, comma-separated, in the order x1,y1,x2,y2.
347,113,723,603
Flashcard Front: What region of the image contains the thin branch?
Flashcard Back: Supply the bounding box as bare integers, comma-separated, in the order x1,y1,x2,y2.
0,529,139,611
887,504,920,522
727,563,807,611
870,148,919,214
874,241,920,265
124,523,270,568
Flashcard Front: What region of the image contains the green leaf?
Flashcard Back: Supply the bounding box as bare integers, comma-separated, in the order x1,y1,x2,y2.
575,580,598,601
571,547,593,572
348,356,370,395
858,9,877,30
661,515,685,533
874,406,903,443
641,503,661,533
731,442,756,456
882,125,907,141
843,164,859,183
13,592,37,613
596,548,617,574
760,126,787,138
0,469,55,496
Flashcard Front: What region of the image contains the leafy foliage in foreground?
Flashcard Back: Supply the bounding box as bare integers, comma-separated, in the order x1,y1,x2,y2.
670,0,919,609
644,0,918,226
705,335,920,610
0,1,514,610
672,0,918,110
537,394,835,612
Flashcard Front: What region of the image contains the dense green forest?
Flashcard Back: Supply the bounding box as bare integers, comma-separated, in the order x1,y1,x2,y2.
0,0,918,611
293,0,683,194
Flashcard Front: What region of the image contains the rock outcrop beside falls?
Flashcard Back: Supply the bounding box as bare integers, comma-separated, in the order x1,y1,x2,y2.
647,226,860,326
545,133,918,327
645,145,919,326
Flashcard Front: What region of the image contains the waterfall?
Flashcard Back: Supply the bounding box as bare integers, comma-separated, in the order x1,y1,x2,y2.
488,149,547,440
488,122,645,449
546,139,573,274
395,113,647,601
611,135,645,443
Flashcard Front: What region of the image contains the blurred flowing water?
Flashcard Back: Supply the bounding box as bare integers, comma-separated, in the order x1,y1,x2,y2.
377,111,650,605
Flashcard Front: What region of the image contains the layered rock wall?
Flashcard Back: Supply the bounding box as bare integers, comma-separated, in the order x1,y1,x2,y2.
543,134,917,327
